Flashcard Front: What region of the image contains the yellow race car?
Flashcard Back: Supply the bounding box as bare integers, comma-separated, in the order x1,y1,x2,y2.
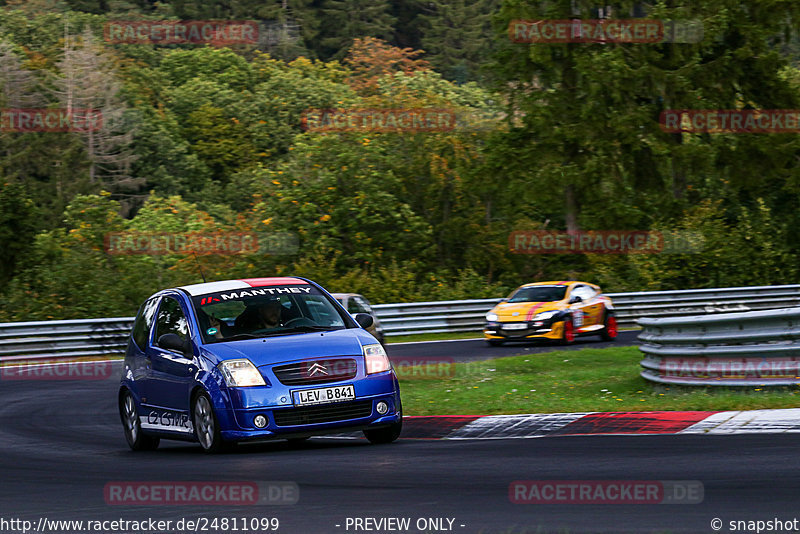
483,281,617,346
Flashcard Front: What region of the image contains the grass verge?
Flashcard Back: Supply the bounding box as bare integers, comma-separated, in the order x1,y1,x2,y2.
398,345,800,415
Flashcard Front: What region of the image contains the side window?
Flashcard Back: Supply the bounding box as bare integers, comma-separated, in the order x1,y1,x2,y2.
347,298,367,314
571,285,593,301
132,297,159,350
154,297,189,347
353,296,374,314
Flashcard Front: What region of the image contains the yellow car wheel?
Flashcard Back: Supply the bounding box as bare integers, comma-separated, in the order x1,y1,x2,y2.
600,313,618,341
560,318,575,345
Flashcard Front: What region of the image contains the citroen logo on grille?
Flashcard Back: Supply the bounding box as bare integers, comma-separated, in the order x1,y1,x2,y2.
308,362,329,377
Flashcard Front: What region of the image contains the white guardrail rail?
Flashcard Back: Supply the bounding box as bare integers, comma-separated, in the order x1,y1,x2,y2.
1,284,799,362
638,307,800,386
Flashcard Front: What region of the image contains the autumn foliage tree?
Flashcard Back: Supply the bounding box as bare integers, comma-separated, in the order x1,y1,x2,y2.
343,37,430,95
3,3,800,320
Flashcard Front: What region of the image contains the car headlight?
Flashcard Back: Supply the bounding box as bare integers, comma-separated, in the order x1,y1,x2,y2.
534,310,559,321
363,343,391,374
485,312,499,322
218,359,266,387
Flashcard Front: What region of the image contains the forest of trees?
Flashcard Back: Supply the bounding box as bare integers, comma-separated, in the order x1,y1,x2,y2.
2,0,800,321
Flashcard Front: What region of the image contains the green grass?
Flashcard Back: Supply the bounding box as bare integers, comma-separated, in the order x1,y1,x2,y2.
386,331,484,343
398,346,800,415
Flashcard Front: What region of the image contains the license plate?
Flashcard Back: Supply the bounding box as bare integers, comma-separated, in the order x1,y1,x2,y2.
503,323,528,330
292,385,355,406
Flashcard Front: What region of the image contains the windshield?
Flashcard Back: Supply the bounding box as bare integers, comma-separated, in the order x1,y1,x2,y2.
191,285,348,344
507,286,567,303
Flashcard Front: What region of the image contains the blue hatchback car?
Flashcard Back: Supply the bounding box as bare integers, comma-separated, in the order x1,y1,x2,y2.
118,277,402,452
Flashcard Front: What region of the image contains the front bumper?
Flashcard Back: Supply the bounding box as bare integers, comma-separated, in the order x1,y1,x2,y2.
484,320,565,340
217,372,401,441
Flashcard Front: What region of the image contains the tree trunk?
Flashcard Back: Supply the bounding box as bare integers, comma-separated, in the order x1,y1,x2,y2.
565,183,578,232
670,132,685,199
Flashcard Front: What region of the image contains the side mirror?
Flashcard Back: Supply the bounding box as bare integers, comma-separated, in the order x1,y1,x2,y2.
500,298,508,303
158,333,191,357
569,295,582,304
354,313,374,329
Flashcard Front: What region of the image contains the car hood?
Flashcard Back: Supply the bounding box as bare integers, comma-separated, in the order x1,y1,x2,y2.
200,328,372,367
491,300,565,321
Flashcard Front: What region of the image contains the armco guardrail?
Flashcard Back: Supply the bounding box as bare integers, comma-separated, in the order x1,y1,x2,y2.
1,284,799,362
0,317,134,362
374,284,800,335
638,307,800,386
374,298,501,336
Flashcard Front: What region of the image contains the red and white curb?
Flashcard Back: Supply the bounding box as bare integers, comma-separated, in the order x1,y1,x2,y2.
680,408,800,434
393,409,800,439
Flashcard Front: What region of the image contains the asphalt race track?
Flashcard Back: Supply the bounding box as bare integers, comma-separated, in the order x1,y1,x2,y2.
2,338,799,534
386,330,640,363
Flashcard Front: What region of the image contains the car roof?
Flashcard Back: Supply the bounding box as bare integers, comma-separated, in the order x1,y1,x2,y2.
519,281,598,289
330,293,359,299
520,280,575,287
179,277,309,296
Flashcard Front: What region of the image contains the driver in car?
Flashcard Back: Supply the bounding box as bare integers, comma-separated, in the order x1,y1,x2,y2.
205,298,286,340
254,297,283,329
229,297,286,334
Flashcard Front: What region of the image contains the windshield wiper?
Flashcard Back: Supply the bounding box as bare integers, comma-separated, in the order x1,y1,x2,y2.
220,326,340,341
252,329,331,338
282,325,338,333
219,333,263,341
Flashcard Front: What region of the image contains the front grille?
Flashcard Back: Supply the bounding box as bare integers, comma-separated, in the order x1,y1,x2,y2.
499,323,531,336
273,358,358,385
272,400,373,427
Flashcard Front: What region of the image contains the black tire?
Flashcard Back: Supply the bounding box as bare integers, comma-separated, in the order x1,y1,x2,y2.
120,390,159,451
364,401,402,444
487,339,505,347
560,317,576,345
192,391,230,453
600,312,618,342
